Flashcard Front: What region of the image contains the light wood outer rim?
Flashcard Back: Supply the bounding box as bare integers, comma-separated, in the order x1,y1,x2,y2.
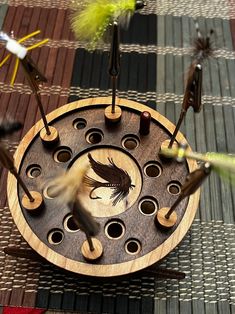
7,97,200,277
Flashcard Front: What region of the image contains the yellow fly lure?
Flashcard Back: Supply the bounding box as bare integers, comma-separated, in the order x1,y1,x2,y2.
0,30,48,85
70,0,136,47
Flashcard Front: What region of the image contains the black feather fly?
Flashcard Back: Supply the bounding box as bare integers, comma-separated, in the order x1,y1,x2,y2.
68,198,100,237
0,118,22,138
185,21,214,111
84,153,135,206
192,21,214,63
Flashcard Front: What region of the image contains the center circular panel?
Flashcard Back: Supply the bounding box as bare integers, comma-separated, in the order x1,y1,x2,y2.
71,148,142,218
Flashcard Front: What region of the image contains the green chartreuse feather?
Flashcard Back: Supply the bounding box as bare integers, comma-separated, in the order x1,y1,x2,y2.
204,152,235,184
71,0,135,46
160,148,235,184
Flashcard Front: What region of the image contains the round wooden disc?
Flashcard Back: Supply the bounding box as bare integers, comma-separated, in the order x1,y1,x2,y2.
155,207,177,229
7,96,200,277
40,126,59,144
104,105,122,123
160,139,179,152
21,191,43,212
81,238,103,261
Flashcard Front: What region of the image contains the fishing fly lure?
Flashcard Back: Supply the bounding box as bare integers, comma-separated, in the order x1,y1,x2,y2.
168,22,215,148
84,153,135,206
160,145,235,185
70,0,145,47
0,118,22,138
192,21,214,64
186,21,215,108
47,163,99,237
47,164,90,204
0,30,48,85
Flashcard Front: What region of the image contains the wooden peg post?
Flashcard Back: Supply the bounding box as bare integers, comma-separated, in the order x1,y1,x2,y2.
105,21,122,123
139,111,151,135
22,190,43,213
81,238,103,261
40,125,59,145
0,32,58,144
0,143,43,210
69,198,101,261
20,56,59,143
155,162,211,229
160,139,178,157
155,207,177,229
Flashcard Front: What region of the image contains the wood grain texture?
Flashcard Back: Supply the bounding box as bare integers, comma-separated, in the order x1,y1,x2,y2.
7,97,199,277
155,207,177,228
81,238,103,261
21,190,43,212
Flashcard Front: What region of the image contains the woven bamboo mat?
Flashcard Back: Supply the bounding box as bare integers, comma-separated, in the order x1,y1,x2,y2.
0,0,235,313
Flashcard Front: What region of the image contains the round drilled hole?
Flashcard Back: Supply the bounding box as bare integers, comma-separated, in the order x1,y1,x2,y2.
144,162,162,178
48,229,64,245
86,129,103,144
139,198,158,216
167,181,181,195
43,185,59,199
53,147,72,163
26,164,42,178
73,118,87,130
105,220,125,240
125,239,141,255
122,135,140,150
64,214,79,232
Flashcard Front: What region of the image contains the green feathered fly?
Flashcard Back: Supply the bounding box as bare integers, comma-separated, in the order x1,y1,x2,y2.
70,0,145,47
160,146,235,185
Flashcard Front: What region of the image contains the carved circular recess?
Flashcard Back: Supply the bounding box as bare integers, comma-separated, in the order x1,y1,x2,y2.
26,164,42,178
71,147,142,218
85,128,104,144
8,97,199,277
139,197,158,216
73,118,87,130
125,239,141,255
43,184,59,199
48,229,64,245
121,134,140,150
167,181,182,195
63,214,80,233
105,220,126,240
144,161,162,178
53,146,72,163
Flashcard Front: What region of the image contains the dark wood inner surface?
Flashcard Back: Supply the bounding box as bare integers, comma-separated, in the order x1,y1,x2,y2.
18,105,189,264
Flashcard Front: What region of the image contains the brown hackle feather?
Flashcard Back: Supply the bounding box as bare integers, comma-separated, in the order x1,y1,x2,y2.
184,23,214,99
46,162,100,237
46,163,89,203
69,198,100,236
192,21,214,63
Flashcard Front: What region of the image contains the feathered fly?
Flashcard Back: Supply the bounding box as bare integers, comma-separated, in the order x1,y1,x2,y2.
84,153,135,206
192,21,214,63
0,118,22,138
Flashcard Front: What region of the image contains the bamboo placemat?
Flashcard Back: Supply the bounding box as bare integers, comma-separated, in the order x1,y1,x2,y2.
0,1,235,313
